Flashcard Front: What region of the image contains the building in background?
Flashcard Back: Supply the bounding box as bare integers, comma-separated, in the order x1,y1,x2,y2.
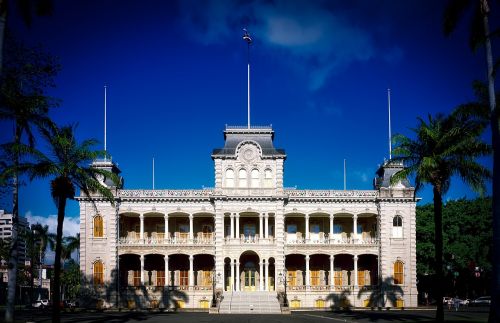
79,125,418,310
0,210,29,265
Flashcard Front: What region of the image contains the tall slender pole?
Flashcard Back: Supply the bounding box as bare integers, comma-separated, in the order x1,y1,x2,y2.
104,85,107,154
388,88,392,160
248,61,250,129
243,29,252,129
152,157,155,190
343,159,346,190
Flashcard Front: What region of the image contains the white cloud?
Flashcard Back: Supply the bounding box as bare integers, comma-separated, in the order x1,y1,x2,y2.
176,0,384,90
24,211,79,237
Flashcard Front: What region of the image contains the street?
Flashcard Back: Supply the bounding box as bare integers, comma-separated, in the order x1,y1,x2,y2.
8,307,489,323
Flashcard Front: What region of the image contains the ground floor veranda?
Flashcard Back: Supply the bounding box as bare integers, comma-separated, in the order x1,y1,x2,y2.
117,252,379,292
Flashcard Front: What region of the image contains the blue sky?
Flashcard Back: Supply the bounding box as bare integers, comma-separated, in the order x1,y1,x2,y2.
0,0,497,239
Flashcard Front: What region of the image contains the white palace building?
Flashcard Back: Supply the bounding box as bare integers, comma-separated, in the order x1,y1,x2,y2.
78,125,418,312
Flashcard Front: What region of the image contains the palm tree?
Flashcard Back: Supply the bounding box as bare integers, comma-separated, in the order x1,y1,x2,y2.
0,40,58,323
443,2,499,320
64,233,80,264
392,106,491,323
27,125,118,323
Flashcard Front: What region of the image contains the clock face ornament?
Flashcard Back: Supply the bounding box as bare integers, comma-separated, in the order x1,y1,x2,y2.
241,144,257,163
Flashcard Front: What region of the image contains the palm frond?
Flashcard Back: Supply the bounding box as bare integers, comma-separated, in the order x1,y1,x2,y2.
443,0,472,36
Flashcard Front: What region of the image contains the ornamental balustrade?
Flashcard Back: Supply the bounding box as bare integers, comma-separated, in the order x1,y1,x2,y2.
284,233,378,245
117,189,379,199
118,233,215,246
223,234,275,244
287,285,376,292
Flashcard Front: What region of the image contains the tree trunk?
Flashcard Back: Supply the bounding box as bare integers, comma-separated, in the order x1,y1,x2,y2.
482,5,500,323
52,196,66,323
5,125,20,323
433,186,444,323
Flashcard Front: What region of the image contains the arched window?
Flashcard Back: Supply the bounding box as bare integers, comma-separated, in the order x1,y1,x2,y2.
392,215,402,238
225,169,235,187
94,215,104,237
264,169,273,188
393,260,404,285
251,169,259,188
238,169,247,187
93,260,104,286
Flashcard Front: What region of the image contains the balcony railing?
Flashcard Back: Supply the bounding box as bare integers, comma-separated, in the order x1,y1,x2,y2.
285,232,378,245
287,285,377,291
223,234,275,244
119,232,215,245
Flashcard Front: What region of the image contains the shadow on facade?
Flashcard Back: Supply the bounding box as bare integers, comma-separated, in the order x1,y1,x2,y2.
356,277,404,309
325,278,404,310
80,269,188,311
326,290,354,310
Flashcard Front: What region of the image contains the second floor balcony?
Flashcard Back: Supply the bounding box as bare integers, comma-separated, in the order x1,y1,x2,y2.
119,231,214,246
285,231,378,245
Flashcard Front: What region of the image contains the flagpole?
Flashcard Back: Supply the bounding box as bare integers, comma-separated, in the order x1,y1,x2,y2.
344,159,346,190
104,85,107,156
153,157,155,190
388,88,392,160
248,58,250,129
243,29,252,129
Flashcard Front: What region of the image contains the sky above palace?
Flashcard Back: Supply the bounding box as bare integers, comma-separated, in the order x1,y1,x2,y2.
0,0,497,243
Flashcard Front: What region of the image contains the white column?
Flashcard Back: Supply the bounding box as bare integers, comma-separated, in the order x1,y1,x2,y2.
305,255,310,287
305,214,310,240
189,255,194,286
230,258,235,291
164,215,169,241
329,214,334,239
230,214,235,239
139,213,144,241
259,261,263,291
354,255,358,287
330,255,334,286
164,255,169,286
265,214,269,239
236,262,240,291
259,213,263,238
140,254,145,285
265,260,269,291
353,214,358,243
189,214,194,240
236,215,240,240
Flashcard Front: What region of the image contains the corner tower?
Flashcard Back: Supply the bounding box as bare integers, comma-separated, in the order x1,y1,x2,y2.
211,125,286,191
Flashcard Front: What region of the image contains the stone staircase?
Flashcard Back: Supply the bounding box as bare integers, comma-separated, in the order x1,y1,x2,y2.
218,291,281,314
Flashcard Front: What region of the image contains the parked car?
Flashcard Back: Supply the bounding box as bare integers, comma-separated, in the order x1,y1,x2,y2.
443,297,453,305
64,300,77,308
32,299,49,308
459,298,470,306
471,296,491,306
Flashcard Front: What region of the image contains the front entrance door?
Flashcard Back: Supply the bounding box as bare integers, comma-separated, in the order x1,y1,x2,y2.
244,268,257,291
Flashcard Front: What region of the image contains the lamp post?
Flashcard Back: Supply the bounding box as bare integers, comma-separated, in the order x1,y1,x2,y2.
32,229,43,301
212,271,221,307
279,270,288,307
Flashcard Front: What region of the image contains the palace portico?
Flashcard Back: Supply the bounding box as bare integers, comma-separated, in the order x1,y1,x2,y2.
79,125,417,310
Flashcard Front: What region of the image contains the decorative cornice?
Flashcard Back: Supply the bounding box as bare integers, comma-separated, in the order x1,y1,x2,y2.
119,189,213,198
77,188,416,203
